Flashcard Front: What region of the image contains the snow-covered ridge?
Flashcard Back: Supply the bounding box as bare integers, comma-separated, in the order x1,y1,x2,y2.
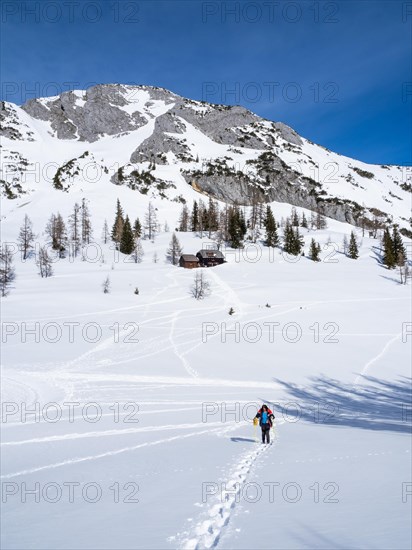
1,84,411,234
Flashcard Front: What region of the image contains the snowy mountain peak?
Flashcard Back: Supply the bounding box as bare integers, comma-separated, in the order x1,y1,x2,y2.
1,84,411,236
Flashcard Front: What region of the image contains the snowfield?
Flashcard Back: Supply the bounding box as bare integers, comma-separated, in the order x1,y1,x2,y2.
1,85,411,549
1,219,411,549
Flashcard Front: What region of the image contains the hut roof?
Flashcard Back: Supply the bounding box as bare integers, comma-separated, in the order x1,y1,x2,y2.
180,254,199,262
197,249,225,259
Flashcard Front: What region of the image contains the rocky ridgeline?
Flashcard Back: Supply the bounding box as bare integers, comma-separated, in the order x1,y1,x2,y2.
1,84,410,233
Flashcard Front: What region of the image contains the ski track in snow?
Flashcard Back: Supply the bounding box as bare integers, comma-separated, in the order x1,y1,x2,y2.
1,420,227,446
1,425,226,480
354,332,403,385
169,309,199,378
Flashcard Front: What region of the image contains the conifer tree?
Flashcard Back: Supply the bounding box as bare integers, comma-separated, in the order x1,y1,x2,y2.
112,199,124,246
264,205,279,247
291,207,299,227
301,212,308,229
120,216,135,255
292,226,304,255
283,220,303,255
283,220,295,254
382,227,396,268
348,231,359,259
309,238,321,261
191,201,199,232
228,205,246,248
133,218,142,238
392,225,406,261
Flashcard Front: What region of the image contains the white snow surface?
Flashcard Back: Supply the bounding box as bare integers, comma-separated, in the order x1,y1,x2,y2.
1,88,412,550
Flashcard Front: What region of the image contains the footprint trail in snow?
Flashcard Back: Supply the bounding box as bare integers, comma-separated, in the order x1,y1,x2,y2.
177,440,275,550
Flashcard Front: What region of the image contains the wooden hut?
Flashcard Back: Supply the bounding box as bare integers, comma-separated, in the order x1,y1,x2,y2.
179,254,200,269
196,249,225,267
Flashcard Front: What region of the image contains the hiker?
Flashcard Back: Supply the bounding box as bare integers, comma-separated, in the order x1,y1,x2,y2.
255,404,275,444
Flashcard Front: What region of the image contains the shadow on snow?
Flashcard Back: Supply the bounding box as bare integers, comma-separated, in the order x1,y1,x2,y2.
261,375,412,434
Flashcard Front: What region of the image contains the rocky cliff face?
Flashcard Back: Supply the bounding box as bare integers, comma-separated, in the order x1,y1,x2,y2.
21,85,148,141
1,84,410,233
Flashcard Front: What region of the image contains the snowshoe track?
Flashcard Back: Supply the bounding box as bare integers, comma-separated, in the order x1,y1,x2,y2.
179,441,274,549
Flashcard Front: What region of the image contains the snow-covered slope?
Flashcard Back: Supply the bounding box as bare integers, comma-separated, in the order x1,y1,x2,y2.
1,84,411,550
1,227,411,549
1,84,411,235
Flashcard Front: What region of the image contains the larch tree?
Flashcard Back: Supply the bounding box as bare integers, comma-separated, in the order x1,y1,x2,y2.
18,214,35,260
132,238,144,264
0,244,16,296
101,219,109,244
191,270,211,300
36,246,53,278
80,198,93,245
144,202,158,241
166,233,183,266
178,204,190,232
69,203,81,256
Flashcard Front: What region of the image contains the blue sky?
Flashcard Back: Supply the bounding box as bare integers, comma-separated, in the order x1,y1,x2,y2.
1,0,411,164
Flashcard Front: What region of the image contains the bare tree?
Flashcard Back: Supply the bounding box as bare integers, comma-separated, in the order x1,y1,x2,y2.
178,204,190,232
102,275,111,294
315,208,327,230
144,202,158,241
166,233,183,265
131,238,144,263
101,219,109,244
342,235,349,255
18,214,35,260
191,270,211,300
37,246,53,278
397,252,410,284
0,244,16,296
198,199,206,238
46,213,67,257
68,203,81,256
81,198,92,245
